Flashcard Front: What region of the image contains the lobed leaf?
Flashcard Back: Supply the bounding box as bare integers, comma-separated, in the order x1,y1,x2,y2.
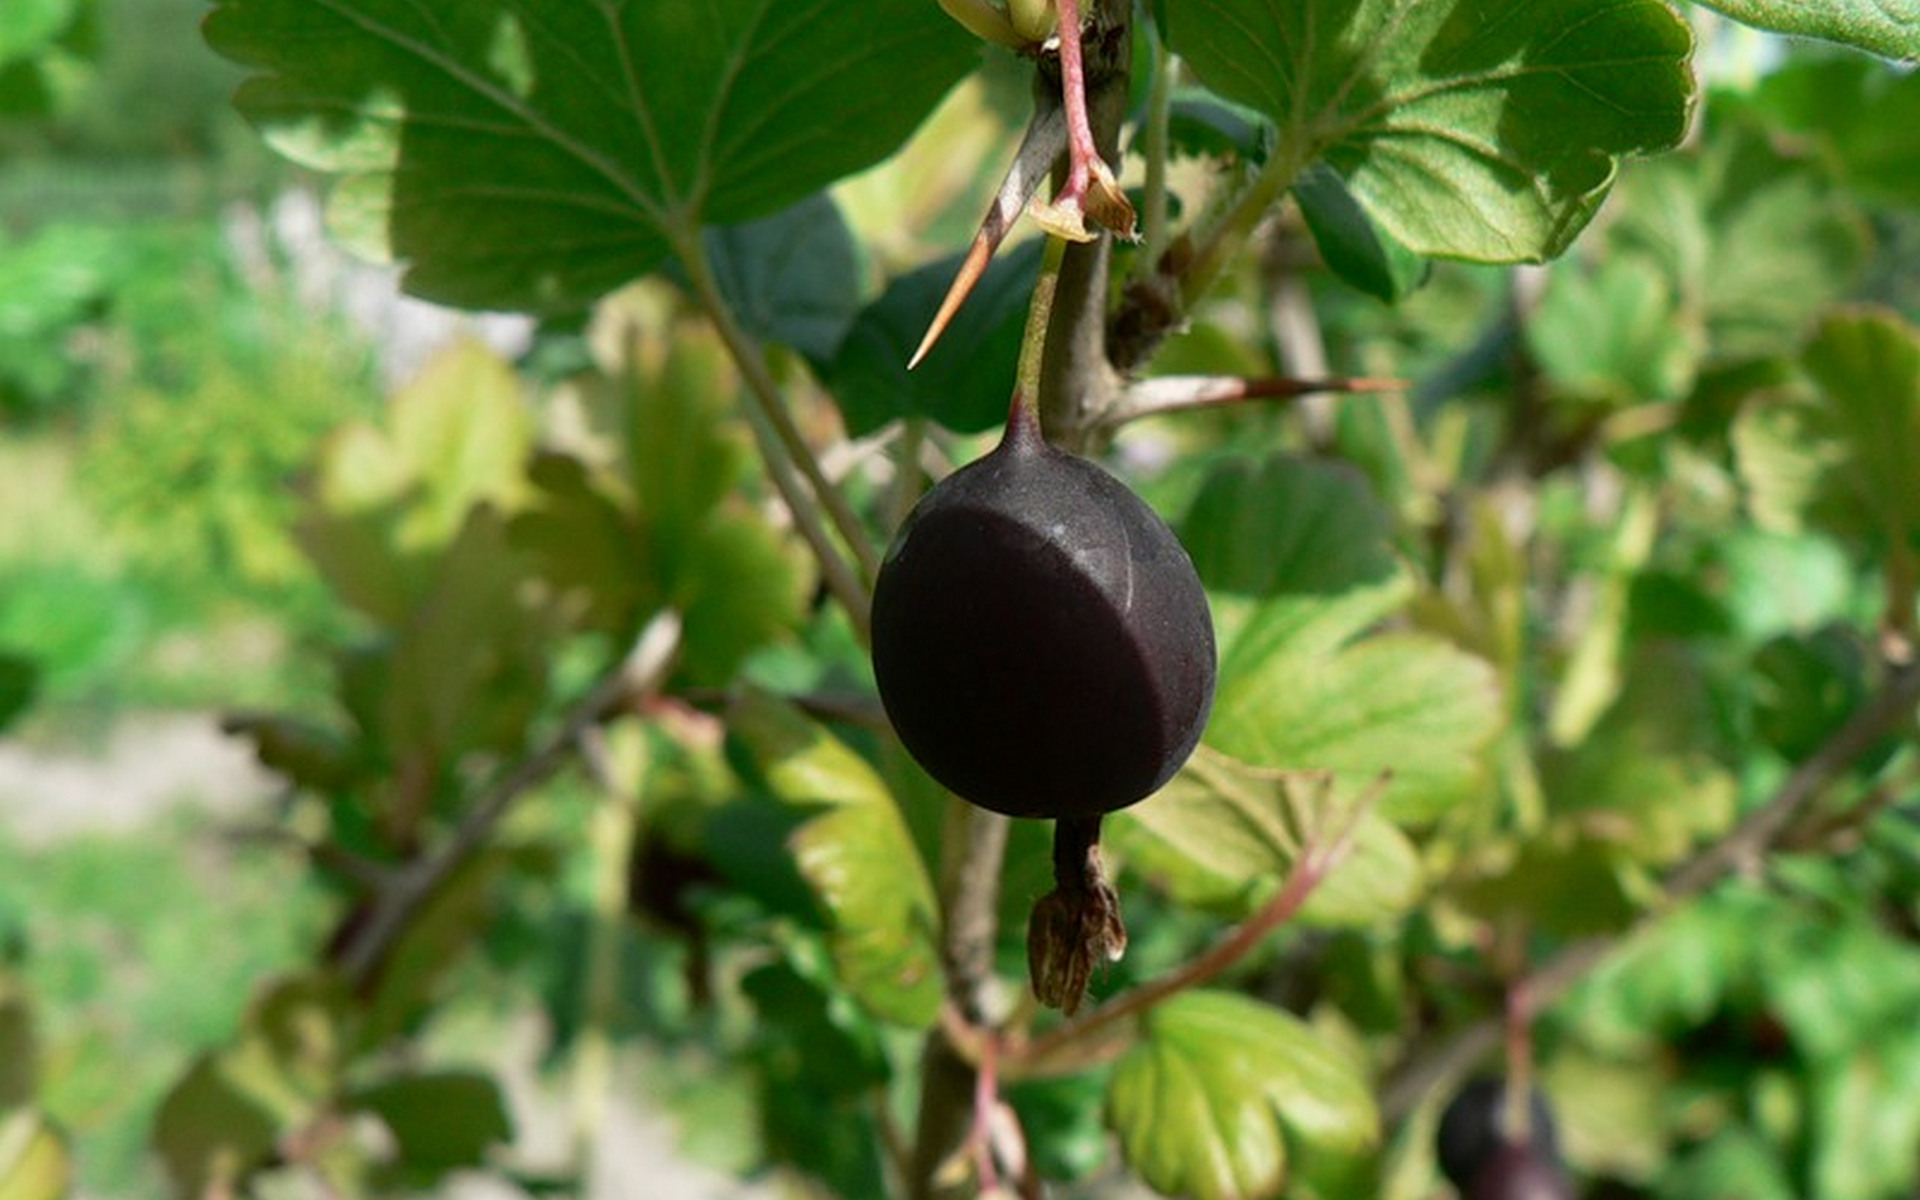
1115,749,1422,925
1107,990,1377,1200
729,693,942,1026
1165,0,1695,263
1204,593,1503,822
203,0,977,313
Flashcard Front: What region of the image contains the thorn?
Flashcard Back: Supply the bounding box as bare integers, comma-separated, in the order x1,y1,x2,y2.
908,102,1067,369
910,229,995,370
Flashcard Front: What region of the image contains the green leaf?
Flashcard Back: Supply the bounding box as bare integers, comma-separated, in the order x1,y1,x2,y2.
349,1071,512,1186
1712,522,1858,637
376,507,557,760
702,192,861,365
1165,0,1695,263
1751,626,1877,764
0,982,32,1111
1293,163,1427,303
1107,990,1377,1200
0,0,79,65
0,1111,70,1200
1527,255,1698,404
151,1053,284,1198
1609,122,1868,362
828,237,1041,436
1543,645,1737,867
1810,1038,1920,1200
1462,833,1642,939
1181,454,1398,597
511,334,809,684
1802,307,1920,550
1746,55,1920,207
729,692,941,1026
204,0,976,313
1690,0,1920,59
1114,749,1422,926
318,336,530,546
0,654,34,738
1204,584,1503,822
299,338,535,625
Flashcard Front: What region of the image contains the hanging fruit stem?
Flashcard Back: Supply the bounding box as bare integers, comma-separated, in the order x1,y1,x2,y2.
1011,234,1070,430
1028,813,1127,1015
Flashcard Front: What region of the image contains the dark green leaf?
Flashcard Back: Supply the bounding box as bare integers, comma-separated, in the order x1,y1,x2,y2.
1690,0,1920,59
350,1070,512,1185
703,193,861,365
1107,990,1377,1200
151,1053,283,1198
1166,0,1695,263
204,0,977,312
0,980,33,1110
1293,163,1427,302
1454,833,1638,939
1181,454,1398,598
361,853,507,1048
1164,90,1271,162
827,237,1041,436
1543,645,1737,867
0,654,36,735
1751,626,1875,763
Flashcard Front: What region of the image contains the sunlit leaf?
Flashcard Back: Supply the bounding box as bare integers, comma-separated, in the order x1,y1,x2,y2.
730,692,941,1026
0,1111,70,1200
1107,990,1377,1200
204,0,976,312
1115,749,1420,926
1203,584,1502,823
1691,0,1920,59
1811,1038,1920,1200
1165,0,1694,263
378,507,556,759
300,338,535,624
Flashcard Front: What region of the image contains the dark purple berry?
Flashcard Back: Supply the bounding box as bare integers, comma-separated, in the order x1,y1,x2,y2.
871,406,1215,819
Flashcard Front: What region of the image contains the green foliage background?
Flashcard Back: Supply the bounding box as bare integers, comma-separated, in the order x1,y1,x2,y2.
3,2,1920,1200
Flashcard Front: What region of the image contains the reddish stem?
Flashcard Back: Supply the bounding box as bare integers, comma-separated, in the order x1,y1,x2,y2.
1055,0,1095,204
